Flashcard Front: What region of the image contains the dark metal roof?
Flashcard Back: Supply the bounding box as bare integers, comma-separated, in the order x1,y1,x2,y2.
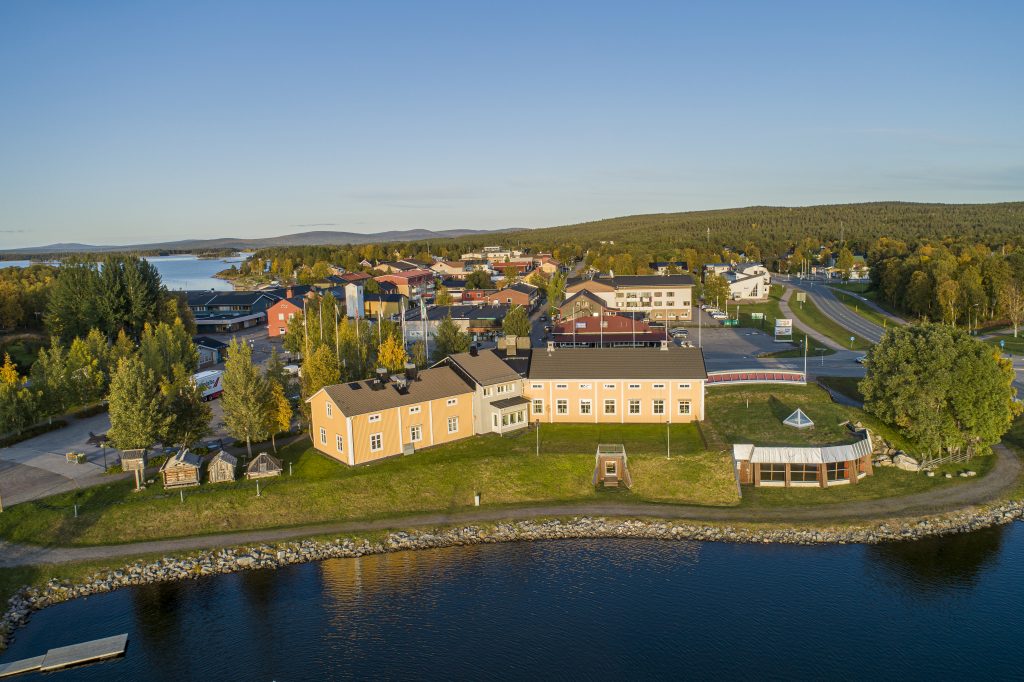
609,274,694,287
321,366,474,416
405,304,509,322
527,346,707,380
492,396,531,410
193,336,228,349
447,351,522,386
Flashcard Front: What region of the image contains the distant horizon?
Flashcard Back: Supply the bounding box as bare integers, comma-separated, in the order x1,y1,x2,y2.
4,198,1024,253
2,2,1022,249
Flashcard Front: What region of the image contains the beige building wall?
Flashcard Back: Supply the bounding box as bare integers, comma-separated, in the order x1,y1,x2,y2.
522,379,704,424
309,389,475,466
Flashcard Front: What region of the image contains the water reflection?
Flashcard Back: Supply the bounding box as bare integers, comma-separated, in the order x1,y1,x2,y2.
864,525,1005,594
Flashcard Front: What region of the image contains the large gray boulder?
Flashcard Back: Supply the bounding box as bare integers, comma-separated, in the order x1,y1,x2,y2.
893,452,920,472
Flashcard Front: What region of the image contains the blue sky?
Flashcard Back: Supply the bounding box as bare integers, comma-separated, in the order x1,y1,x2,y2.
1,1,1021,248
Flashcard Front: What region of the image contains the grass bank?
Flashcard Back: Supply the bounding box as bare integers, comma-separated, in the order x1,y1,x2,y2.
732,285,834,357
0,424,738,547
831,289,896,330
790,295,872,350
984,334,1024,355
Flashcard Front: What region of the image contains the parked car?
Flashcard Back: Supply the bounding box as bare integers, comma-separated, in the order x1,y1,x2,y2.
283,364,301,376
855,355,868,365
670,328,688,338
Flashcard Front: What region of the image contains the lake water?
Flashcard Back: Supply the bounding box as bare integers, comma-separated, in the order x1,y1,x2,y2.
2,522,1022,680
0,255,245,291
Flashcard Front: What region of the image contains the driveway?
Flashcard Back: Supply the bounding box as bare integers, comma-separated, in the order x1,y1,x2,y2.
697,327,866,379
0,413,128,508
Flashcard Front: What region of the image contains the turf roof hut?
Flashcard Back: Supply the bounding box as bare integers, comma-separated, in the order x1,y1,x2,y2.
207,450,238,483
160,448,203,488
246,452,283,480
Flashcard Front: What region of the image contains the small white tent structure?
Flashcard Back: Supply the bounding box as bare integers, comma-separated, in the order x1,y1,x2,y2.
783,408,814,429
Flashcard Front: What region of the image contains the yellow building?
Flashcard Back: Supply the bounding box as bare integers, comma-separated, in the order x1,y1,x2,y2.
522,345,706,423
308,365,475,465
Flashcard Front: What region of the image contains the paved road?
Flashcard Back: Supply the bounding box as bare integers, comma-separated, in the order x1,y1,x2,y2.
0,445,1017,568
697,327,866,378
786,278,889,345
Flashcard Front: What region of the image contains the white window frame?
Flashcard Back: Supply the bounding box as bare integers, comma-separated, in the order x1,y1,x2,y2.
532,399,544,415
579,399,592,415
319,427,327,445
556,399,568,415
447,398,458,406
368,413,381,423
579,383,592,390
410,425,422,443
326,402,332,418
628,383,641,390
336,434,343,452
678,383,691,389
369,432,383,451
603,383,616,389
604,399,616,415
653,399,665,415
629,399,641,415
678,400,692,416
531,383,543,389
653,383,665,389
447,416,459,433
555,383,568,390
409,406,421,414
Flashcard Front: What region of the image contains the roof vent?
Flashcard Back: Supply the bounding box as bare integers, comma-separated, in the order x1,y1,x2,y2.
547,341,555,355
404,362,418,382
375,367,388,384
660,339,669,351
469,345,479,357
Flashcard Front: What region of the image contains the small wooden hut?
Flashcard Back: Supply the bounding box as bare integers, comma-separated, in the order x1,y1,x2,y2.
160,449,203,488
119,449,148,472
207,450,237,483
593,444,631,489
246,452,283,480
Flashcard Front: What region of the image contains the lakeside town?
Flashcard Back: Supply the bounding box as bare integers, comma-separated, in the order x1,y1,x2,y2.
2,1,1024,677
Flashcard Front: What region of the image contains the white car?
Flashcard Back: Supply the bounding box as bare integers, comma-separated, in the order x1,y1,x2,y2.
283,364,301,376
855,356,868,365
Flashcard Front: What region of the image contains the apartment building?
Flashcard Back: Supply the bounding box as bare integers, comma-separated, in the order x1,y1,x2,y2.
309,343,708,466
523,345,707,424
374,269,435,300
308,365,475,465
565,274,694,322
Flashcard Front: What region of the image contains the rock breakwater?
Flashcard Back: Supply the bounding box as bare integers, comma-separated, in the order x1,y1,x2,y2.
3,499,1023,652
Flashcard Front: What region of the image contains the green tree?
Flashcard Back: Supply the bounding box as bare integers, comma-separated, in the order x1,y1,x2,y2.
300,344,341,427
107,356,167,450
263,379,293,453
545,271,566,313
30,340,72,417
0,354,38,435
433,315,471,360
835,247,855,281
465,269,493,290
158,364,212,448
67,335,106,407
221,339,270,458
702,273,730,307
434,284,453,305
409,340,428,368
140,318,198,381
998,278,1024,338
502,304,531,337
860,324,1021,458
502,265,519,287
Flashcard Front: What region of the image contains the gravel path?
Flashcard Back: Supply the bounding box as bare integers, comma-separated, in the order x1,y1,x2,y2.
0,446,1017,568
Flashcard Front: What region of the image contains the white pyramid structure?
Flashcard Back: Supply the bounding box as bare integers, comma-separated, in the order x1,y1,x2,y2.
783,408,814,429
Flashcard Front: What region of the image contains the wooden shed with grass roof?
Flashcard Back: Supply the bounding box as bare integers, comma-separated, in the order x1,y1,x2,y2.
246,452,283,479
207,450,237,483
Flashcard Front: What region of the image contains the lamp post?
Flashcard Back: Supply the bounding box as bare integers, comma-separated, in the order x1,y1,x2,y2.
666,419,671,460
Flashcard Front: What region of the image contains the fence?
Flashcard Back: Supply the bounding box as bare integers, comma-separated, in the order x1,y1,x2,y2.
706,369,806,386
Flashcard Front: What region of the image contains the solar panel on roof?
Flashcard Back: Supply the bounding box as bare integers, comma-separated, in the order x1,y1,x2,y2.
348,383,362,389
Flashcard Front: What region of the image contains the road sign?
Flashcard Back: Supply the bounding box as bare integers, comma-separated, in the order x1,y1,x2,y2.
723,319,738,327
850,336,855,342
751,312,764,320
774,318,793,342
796,292,806,303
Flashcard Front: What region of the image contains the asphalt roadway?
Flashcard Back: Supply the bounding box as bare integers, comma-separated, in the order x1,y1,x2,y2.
784,277,894,345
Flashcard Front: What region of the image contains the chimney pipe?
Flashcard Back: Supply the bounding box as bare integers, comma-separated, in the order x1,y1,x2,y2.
376,367,389,383
469,345,478,357
404,361,418,382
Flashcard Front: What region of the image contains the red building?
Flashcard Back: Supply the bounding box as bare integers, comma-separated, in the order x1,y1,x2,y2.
266,296,304,337
551,312,668,348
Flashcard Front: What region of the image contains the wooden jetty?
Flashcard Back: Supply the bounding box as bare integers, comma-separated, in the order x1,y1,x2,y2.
0,633,127,678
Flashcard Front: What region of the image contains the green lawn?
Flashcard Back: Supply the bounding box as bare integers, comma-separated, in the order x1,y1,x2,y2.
828,281,872,294
831,289,895,330
790,295,872,350
0,334,46,373
732,285,834,357
817,376,865,404
740,452,997,507
0,424,738,547
984,334,1024,355
707,383,999,506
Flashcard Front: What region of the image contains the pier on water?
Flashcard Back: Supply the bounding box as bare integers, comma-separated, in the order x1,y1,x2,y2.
0,634,128,678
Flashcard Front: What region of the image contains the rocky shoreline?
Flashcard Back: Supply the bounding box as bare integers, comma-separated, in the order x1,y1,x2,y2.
2,499,1023,653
